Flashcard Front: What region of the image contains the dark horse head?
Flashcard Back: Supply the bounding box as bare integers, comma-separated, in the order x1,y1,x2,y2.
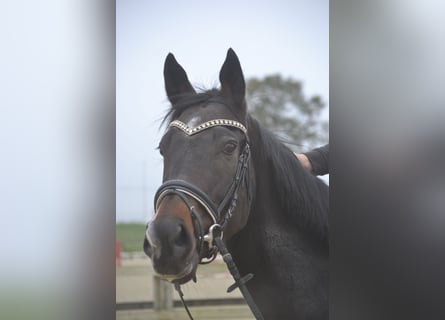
144,49,329,319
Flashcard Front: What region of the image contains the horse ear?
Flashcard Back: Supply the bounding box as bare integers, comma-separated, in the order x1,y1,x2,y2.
219,48,246,114
164,53,196,104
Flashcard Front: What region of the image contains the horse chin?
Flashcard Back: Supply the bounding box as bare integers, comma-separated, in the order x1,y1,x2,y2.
172,268,197,285
154,256,199,285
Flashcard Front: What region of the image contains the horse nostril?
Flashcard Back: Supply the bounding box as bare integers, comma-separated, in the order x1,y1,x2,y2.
168,221,193,259
173,223,189,247
146,218,192,261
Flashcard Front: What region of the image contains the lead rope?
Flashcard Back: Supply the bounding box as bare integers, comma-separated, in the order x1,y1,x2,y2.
174,283,194,320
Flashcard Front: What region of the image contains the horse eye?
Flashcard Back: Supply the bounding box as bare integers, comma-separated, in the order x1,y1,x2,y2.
223,141,237,154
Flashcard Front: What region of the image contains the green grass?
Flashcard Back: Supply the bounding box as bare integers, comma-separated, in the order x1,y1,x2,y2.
116,223,146,252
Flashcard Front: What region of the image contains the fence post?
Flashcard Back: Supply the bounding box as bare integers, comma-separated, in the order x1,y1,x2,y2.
153,275,173,310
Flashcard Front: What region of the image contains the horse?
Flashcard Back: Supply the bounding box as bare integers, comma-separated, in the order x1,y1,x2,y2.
143,48,329,319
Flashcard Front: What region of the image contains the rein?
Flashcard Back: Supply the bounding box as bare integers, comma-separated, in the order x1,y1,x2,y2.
153,119,264,320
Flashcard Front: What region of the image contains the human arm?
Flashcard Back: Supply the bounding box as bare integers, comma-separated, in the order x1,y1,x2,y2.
296,144,329,175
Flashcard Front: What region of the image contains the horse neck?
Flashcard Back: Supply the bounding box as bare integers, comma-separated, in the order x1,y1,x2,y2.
224,117,329,318
245,116,329,238
227,117,329,270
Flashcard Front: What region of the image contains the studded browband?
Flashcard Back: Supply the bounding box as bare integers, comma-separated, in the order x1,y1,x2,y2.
169,119,247,136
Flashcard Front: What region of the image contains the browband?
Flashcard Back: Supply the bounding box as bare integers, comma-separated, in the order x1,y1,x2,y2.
169,119,247,136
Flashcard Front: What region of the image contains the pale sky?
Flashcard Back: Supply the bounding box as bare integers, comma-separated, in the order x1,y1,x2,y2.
117,0,329,222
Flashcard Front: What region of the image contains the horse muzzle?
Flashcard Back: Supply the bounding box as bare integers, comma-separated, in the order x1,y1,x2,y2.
144,196,201,283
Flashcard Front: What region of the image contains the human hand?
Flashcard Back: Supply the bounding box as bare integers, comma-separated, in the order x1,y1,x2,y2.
295,153,313,172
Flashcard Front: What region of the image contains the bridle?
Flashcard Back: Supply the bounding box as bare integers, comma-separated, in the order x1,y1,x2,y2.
154,118,251,262
153,118,264,320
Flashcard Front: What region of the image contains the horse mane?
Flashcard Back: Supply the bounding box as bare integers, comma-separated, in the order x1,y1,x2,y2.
162,89,329,240
247,116,329,240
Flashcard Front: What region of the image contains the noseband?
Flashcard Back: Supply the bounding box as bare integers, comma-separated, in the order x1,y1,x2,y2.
154,118,250,262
